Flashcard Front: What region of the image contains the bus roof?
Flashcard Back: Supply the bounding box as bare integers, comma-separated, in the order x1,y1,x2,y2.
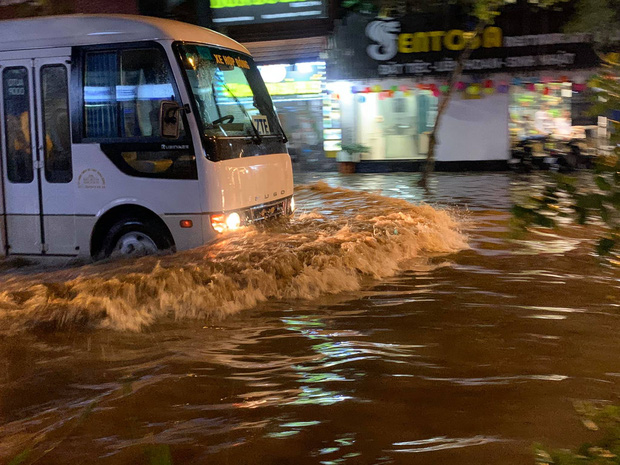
0,14,250,54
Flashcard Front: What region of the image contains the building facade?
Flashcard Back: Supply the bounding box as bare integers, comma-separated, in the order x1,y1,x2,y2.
0,0,600,172
326,4,599,171
0,0,138,18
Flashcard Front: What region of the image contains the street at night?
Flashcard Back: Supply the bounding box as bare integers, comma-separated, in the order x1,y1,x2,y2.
0,173,618,463
0,0,618,462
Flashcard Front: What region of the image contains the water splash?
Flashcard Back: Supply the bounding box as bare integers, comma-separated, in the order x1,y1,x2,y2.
0,182,468,332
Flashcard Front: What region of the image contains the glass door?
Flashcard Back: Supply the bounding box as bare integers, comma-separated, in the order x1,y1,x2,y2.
34,57,77,256
0,60,42,255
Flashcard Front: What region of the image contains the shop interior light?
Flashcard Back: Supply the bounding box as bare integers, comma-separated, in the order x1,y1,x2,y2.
296,62,314,74
326,81,353,97
259,64,287,83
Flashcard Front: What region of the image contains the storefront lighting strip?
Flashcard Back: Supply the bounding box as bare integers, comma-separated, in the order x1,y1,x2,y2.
261,11,322,19
213,16,255,23
272,96,324,103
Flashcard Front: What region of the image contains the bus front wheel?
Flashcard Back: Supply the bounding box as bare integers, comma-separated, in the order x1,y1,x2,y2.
100,217,172,259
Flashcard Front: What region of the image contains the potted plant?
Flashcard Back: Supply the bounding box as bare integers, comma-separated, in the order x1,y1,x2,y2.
336,143,370,173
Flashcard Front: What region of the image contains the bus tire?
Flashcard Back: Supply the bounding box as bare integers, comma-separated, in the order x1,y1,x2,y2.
99,217,172,260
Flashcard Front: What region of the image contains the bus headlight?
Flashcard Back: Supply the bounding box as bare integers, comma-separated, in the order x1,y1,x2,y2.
290,196,295,212
225,212,241,230
211,212,241,233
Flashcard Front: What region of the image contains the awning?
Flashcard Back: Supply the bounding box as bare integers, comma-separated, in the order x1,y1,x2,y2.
243,36,327,65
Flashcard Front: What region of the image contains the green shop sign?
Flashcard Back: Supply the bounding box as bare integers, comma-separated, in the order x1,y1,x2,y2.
211,0,326,24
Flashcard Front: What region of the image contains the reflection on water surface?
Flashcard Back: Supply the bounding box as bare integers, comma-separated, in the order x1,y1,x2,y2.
0,172,618,465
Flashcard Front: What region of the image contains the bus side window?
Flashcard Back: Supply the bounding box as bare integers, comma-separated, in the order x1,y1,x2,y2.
83,45,195,180
84,51,118,138
41,65,72,183
120,48,184,139
83,48,184,139
2,67,34,184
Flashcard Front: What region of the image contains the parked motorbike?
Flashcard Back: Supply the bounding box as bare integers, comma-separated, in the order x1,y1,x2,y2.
509,136,544,173
510,136,594,173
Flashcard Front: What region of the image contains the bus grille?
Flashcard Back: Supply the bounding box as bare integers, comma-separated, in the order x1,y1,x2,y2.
244,198,289,223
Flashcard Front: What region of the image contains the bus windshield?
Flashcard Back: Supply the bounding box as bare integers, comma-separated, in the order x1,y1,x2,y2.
177,44,281,139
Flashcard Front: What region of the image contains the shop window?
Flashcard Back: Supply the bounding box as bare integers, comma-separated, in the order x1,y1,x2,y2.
354,89,437,161
2,67,33,184
509,82,574,145
41,65,72,183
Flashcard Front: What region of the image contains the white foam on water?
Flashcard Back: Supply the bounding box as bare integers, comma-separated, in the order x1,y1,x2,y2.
0,182,468,332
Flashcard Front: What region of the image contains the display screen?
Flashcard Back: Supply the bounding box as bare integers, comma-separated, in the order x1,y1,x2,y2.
211,0,325,25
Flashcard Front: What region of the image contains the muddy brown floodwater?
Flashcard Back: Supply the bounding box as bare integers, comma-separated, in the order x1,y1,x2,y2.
0,172,618,464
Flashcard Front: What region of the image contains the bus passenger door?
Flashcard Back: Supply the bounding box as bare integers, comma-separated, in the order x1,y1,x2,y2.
0,60,42,255
33,57,76,256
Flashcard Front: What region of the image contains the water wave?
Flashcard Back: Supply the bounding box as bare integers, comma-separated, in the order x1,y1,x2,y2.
0,182,468,332
391,435,504,453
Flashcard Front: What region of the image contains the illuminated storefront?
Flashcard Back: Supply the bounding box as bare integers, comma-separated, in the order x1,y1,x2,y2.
510,80,575,141
325,81,438,161
326,12,599,171
258,62,332,170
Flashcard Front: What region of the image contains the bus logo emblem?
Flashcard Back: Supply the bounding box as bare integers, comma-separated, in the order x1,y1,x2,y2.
78,169,106,189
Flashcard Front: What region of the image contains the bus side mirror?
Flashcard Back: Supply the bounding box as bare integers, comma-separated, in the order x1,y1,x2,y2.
160,100,181,139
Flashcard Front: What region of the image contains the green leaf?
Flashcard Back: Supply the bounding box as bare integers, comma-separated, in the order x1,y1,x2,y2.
600,205,610,224
554,173,577,187
563,182,578,195
511,205,533,219
534,213,556,228
595,176,612,191
595,160,618,173
596,237,616,255
146,444,173,465
576,194,603,210
577,442,594,457
8,448,31,465
574,205,589,224
341,143,370,154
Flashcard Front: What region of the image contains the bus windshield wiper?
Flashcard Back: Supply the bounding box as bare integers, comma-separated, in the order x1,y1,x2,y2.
216,76,262,144
273,115,288,143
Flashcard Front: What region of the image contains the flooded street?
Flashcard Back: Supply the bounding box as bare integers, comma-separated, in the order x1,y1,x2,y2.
1,172,619,464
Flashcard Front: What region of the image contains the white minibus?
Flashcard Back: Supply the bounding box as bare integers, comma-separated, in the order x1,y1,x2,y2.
0,14,294,260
